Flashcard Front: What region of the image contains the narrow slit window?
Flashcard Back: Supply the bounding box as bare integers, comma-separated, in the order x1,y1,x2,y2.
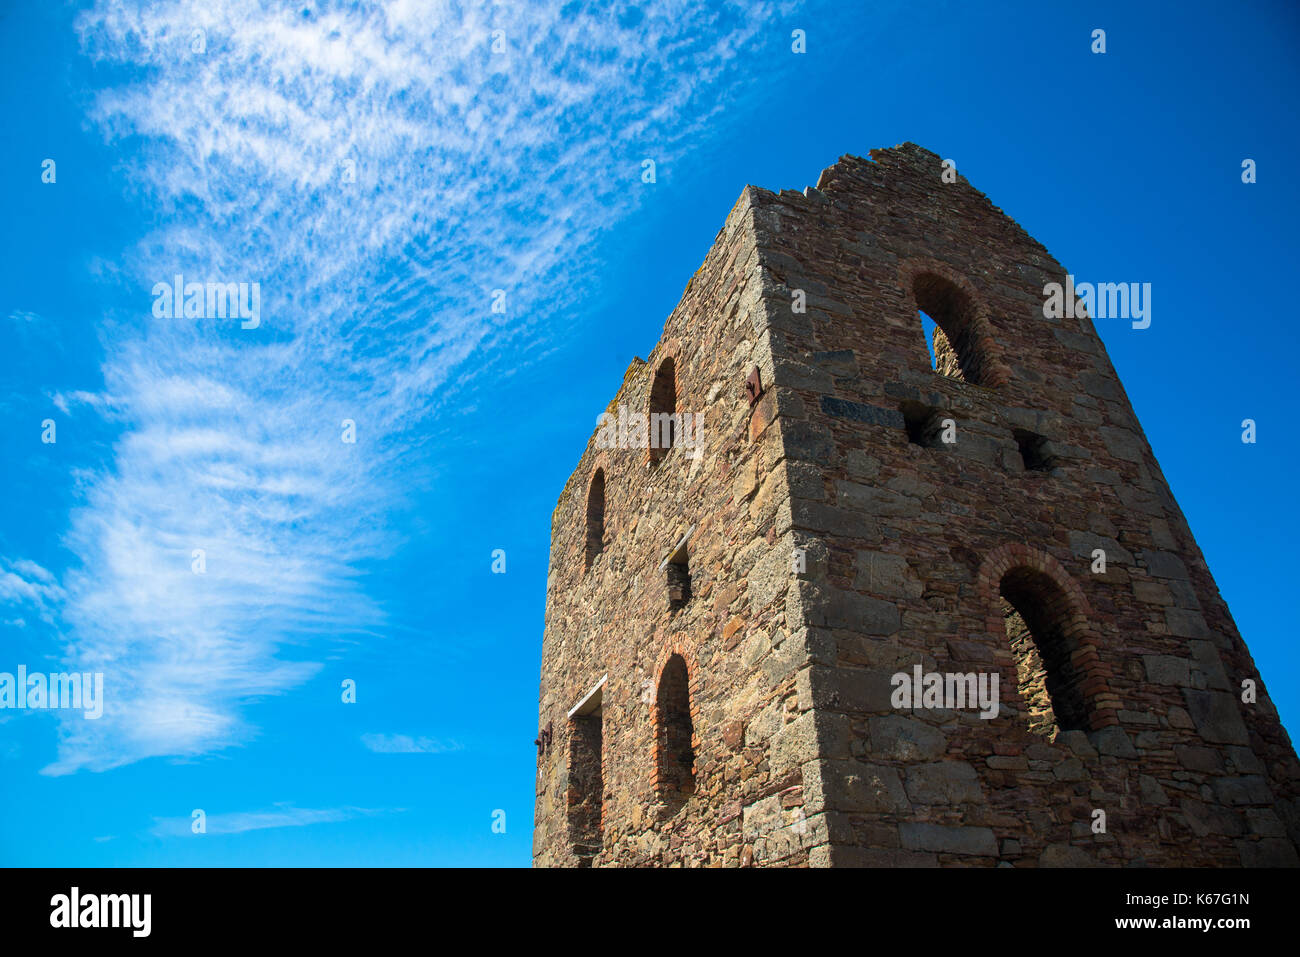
585,469,605,571
666,541,692,611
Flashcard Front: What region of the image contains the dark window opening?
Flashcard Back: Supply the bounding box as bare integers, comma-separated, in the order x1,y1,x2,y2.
1013,429,1055,472
666,541,692,610
1000,566,1089,738
567,691,604,865
912,272,990,386
900,400,948,450
648,358,678,465
585,469,605,571
656,655,695,808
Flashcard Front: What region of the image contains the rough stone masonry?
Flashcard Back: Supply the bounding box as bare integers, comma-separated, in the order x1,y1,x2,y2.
532,143,1300,867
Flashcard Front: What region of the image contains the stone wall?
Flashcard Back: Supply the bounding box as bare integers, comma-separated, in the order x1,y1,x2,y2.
753,143,1300,866
533,143,1300,867
532,186,822,866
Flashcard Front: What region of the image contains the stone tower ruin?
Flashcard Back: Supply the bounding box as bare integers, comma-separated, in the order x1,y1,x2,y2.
532,143,1300,867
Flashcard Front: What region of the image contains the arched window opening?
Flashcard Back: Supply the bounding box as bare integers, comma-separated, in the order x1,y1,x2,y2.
913,272,989,386
585,469,605,571
648,358,678,465
567,684,604,866
999,566,1089,738
655,654,695,807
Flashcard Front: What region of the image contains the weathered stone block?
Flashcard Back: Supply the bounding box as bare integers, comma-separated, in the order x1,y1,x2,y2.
904,761,984,804
868,714,947,761
1039,845,1098,867
899,822,997,856
823,760,909,812
1143,655,1191,687
1183,690,1250,746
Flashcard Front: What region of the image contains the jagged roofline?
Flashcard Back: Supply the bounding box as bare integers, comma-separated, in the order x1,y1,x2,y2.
548,147,914,519
549,141,1030,520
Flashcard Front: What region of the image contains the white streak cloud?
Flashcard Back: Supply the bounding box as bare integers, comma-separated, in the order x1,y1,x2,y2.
24,0,800,773
361,733,461,754
150,803,396,837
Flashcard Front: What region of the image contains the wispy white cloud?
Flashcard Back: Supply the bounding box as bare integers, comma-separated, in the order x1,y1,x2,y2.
24,0,799,774
150,803,397,837
51,389,117,417
361,733,461,754
0,559,65,625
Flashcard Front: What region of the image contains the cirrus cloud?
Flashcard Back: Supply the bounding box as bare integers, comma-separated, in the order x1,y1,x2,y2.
28,0,804,774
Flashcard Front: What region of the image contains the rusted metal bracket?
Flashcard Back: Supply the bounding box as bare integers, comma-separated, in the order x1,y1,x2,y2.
534,720,553,756
744,366,763,406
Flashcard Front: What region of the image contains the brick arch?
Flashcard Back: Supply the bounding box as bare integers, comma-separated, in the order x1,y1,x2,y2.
652,337,683,366
571,452,614,581
651,637,701,700
897,257,1011,388
645,339,684,410
976,544,1119,730
584,453,613,513
645,342,683,466
650,637,702,799
578,452,613,512
646,355,679,410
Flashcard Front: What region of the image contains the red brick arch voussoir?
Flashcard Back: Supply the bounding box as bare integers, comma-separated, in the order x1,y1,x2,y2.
976,543,1120,730
649,636,702,796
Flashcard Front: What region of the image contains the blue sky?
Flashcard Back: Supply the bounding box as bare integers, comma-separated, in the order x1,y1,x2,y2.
1,0,1296,866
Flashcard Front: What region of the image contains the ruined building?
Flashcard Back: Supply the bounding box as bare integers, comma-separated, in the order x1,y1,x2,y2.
532,143,1300,867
